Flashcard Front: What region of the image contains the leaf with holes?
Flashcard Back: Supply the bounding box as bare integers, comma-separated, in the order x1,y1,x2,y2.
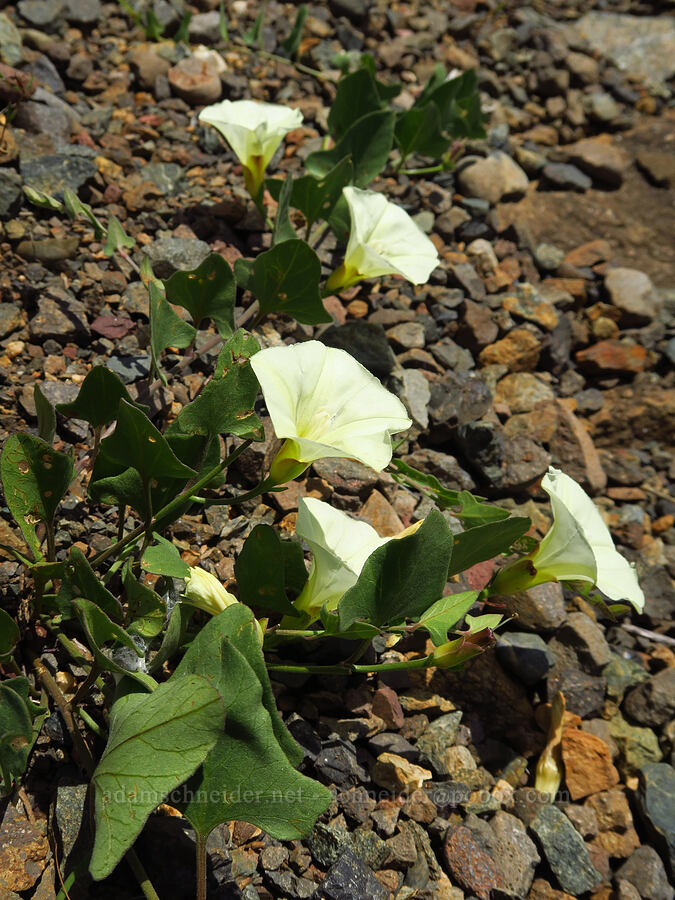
172,605,331,842
148,281,196,384
89,675,224,880
167,331,263,441
337,510,453,631
305,109,395,188
99,400,195,484
56,366,141,428
248,239,329,325
0,434,74,559
164,253,235,336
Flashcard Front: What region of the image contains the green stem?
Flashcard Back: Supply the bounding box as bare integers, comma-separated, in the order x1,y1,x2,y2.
76,706,107,739
90,441,253,567
90,424,102,470
189,478,269,507
117,503,126,543
71,663,101,707
126,848,161,900
267,655,433,676
195,834,207,900
400,163,444,176
140,478,154,556
342,637,372,666
45,521,56,563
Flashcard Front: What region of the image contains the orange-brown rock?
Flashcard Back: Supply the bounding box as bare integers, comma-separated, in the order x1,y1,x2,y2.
478,329,540,372
575,340,649,375
564,240,613,268
562,729,619,800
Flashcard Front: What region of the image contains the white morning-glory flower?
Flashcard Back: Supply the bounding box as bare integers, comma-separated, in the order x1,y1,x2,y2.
292,497,390,621
198,99,303,197
491,467,644,611
250,341,411,485
325,186,439,293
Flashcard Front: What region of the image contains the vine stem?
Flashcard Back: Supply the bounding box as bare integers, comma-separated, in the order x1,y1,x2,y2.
126,848,161,900
195,834,207,900
89,440,253,568
267,655,433,676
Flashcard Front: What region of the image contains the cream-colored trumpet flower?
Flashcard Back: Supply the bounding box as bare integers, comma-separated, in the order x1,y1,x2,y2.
198,99,303,197
490,468,644,611
290,498,422,624
250,341,411,485
184,567,264,642
325,186,439,293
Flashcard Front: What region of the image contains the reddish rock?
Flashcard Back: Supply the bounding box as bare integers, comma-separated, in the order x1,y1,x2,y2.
359,490,404,537
551,401,607,495
528,878,576,900
443,825,502,900
575,341,649,375
169,56,222,105
564,240,613,268
479,329,541,372
562,729,620,800
372,685,405,730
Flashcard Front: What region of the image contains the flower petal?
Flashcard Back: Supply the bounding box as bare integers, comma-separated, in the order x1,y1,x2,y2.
342,186,439,284
198,99,303,170
250,341,411,472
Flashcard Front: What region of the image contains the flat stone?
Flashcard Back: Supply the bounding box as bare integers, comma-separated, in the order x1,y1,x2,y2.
506,582,567,631
415,711,463,776
570,12,675,84
605,267,662,325
495,372,555,413
16,237,79,262
386,321,425,350
561,729,619,800
0,303,22,337
496,632,554,686
478,328,541,372
129,47,171,91
624,668,675,729
0,13,23,66
20,149,97,199
567,136,630,188
502,283,559,331
608,713,662,777
442,824,502,900
576,340,649,375
399,449,475,491
616,846,673,900
637,763,675,879
553,612,612,674
489,810,540,896
457,152,529,205
142,237,211,279
169,55,222,105
64,0,101,23
547,665,606,718
371,753,432,794
530,804,602,895
321,849,389,900
564,239,613,268
371,685,404,730
17,0,64,28
0,169,22,218
321,321,397,377
636,151,675,189
29,289,88,343
542,162,592,192
312,457,378,496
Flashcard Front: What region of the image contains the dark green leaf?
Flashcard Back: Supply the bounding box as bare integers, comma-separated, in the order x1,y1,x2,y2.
173,605,330,841
456,491,510,528
359,54,401,102
0,683,33,794
423,69,486,140
142,534,190,578
306,109,395,188
390,458,461,509
416,591,478,646
167,331,263,440
34,384,56,445
395,103,447,161
242,8,263,46
268,157,354,231
272,176,297,245
448,517,531,577
248,239,330,325
142,8,164,40
174,10,192,43
282,540,309,596
233,257,254,290
327,192,350,242
337,510,453,630
235,525,299,616
328,68,383,140
89,675,224,880
147,600,192,675
218,0,228,41
0,434,74,559
123,567,166,639
320,608,380,640
164,253,235,336
104,214,135,257
88,463,145,517
414,63,447,108
148,281,196,384
0,608,19,662
99,400,195,483
69,546,123,620
280,3,307,57
56,366,141,428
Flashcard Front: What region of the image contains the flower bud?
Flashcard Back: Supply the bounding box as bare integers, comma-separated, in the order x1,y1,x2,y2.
184,567,237,617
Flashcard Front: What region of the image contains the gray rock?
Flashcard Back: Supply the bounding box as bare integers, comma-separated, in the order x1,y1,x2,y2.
107,354,151,384
350,828,389,870
319,849,389,900
542,162,592,192
0,13,23,66
534,243,565,272
624,668,675,728
588,92,622,124
609,713,662,776
141,162,186,196
142,237,211,280
398,368,430,430
637,763,675,879
605,267,662,325
20,149,96,199
496,633,554,686
400,448,475,492
530,804,602,895
308,822,352,869
569,13,675,85
17,237,80,262
29,289,89,344
567,138,630,189
0,303,22,337
457,152,529,205
64,0,101,23
616,845,673,900
386,321,425,350
507,582,567,631
0,169,23,218
430,339,475,372
18,0,64,28
547,665,606,718
415,711,463,776
550,611,612,674
320,321,397,377
25,54,65,95
603,654,649,702
315,737,368,787
428,370,492,432
489,810,540,897
188,11,221,43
